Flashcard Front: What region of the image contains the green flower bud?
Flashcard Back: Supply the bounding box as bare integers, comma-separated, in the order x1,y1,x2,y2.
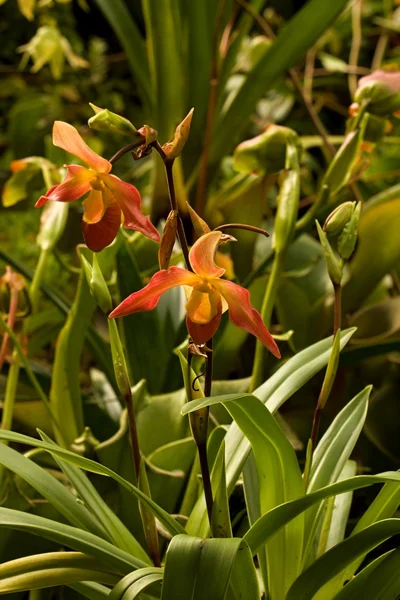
88,104,138,136
37,201,69,251
108,319,131,397
316,221,343,285
354,70,400,115
233,125,300,175
322,130,361,196
80,252,112,313
323,202,355,237
273,142,300,254
338,201,361,260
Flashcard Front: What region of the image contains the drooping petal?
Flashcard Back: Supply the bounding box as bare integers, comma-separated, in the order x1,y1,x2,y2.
82,188,105,224
103,174,160,242
82,201,121,252
109,267,201,318
53,121,111,174
213,279,281,358
189,231,225,278
186,308,222,345
35,165,92,207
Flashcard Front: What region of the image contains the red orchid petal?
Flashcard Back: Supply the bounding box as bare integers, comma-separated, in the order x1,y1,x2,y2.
35,165,92,207
109,267,200,318
104,174,160,242
186,309,222,345
53,121,111,174
213,279,281,358
189,231,225,278
82,201,121,252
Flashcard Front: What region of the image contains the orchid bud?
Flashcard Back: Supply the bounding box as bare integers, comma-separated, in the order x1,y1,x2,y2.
316,221,343,285
37,202,69,251
337,201,361,260
323,202,355,237
354,70,400,115
158,210,178,269
80,252,112,313
88,104,138,136
233,125,299,175
162,108,194,160
108,319,131,397
186,202,211,238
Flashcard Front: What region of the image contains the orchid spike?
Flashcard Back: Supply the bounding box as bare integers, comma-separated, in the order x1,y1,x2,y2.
110,231,280,357
35,121,160,252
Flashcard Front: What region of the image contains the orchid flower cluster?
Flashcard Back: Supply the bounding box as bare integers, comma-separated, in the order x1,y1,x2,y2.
36,120,280,358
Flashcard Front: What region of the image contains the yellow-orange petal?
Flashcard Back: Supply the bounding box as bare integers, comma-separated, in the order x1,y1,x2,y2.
189,231,225,278
53,121,111,174
213,279,280,358
35,165,92,207
109,267,201,318
82,187,106,224
185,287,221,324
83,201,122,252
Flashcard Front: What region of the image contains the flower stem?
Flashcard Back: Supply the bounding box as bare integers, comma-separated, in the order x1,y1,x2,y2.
0,350,20,435
214,223,270,238
164,161,191,270
250,252,284,392
124,391,141,480
109,139,145,166
201,339,214,527
333,282,342,336
29,247,50,314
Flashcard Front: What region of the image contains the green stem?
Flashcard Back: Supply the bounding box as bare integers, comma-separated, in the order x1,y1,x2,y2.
29,247,50,314
250,252,284,391
1,350,20,435
333,283,342,335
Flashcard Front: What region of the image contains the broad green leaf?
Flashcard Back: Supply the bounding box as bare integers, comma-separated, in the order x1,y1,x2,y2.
38,432,150,563
0,444,106,539
92,0,151,111
243,473,400,556
50,271,96,446
304,387,371,562
286,519,400,600
332,549,400,600
108,567,163,600
343,198,400,312
161,535,258,600
210,0,349,163
324,460,357,552
0,507,147,574
186,330,355,535
0,430,186,538
69,582,110,600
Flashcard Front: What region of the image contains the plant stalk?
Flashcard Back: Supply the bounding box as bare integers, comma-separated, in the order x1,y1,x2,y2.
29,247,50,314
333,282,342,336
124,391,141,481
0,350,20,436
251,252,284,391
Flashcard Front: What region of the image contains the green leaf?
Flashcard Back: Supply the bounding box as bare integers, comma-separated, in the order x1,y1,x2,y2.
332,549,400,600
161,535,258,600
210,0,349,163
186,330,355,535
304,387,371,561
0,443,106,539
50,271,96,446
92,0,152,111
108,567,163,600
0,551,120,593
211,441,232,538
324,460,357,552
69,582,110,600
0,429,186,538
0,507,147,573
38,431,150,563
286,519,400,600
243,473,400,556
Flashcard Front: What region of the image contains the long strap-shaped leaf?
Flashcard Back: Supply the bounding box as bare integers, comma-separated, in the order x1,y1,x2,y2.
69,581,110,600
0,430,185,538
210,0,349,163
0,508,146,573
39,431,150,563
244,473,400,555
185,330,355,539
108,567,163,600
160,535,259,600
286,519,400,600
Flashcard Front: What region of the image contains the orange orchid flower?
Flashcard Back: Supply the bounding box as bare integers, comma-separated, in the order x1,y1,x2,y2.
35,121,160,252
110,231,280,357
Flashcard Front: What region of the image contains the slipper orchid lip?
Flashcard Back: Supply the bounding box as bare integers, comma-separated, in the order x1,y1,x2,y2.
110,231,280,357
35,121,159,251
